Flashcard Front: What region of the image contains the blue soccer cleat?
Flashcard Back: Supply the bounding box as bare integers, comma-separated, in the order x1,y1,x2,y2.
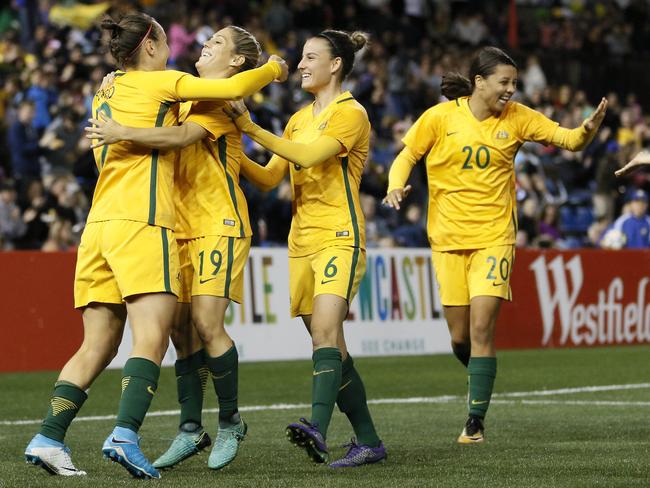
25,433,86,476
329,438,387,468
102,426,160,479
286,418,329,463
208,418,247,470
153,426,211,470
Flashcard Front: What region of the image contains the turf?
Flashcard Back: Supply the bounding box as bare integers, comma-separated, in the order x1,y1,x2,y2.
1,346,649,487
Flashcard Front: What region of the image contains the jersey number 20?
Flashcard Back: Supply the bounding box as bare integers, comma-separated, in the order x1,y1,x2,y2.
461,145,490,170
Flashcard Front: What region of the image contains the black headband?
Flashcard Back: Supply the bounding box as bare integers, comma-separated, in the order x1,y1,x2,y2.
316,33,341,58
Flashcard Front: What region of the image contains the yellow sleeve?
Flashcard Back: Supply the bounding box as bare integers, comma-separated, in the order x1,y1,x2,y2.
512,102,596,150
321,106,368,156
240,153,289,191
387,146,419,192
550,125,597,151
511,102,559,144
401,108,439,159
175,61,281,101
236,112,341,168
184,102,228,141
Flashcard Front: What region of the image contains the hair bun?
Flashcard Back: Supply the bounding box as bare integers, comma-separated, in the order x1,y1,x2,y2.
100,18,122,34
350,31,369,52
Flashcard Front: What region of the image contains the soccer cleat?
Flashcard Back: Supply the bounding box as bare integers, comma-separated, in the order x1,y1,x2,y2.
102,426,160,479
286,418,329,464
25,434,86,476
457,416,485,444
208,418,247,470
329,438,387,468
152,426,212,469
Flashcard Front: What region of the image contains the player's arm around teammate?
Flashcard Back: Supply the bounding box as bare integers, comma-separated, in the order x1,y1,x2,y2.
384,46,606,444
25,14,284,480
83,26,278,471
227,30,386,468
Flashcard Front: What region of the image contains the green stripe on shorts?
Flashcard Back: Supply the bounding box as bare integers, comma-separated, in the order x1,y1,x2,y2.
161,228,171,293
346,247,360,301
224,237,234,298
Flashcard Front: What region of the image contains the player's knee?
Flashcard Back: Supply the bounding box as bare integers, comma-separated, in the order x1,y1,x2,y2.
310,326,337,349
470,328,494,350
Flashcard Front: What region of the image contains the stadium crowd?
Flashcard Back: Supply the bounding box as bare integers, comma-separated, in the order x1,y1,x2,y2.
1,0,649,251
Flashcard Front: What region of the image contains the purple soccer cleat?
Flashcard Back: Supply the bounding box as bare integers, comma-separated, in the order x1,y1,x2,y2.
285,418,329,463
329,438,387,468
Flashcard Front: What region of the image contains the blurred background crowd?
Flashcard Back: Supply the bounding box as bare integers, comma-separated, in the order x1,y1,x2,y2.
1,0,650,252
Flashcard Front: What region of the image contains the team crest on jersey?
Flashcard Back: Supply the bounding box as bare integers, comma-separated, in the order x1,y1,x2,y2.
496,130,510,140
318,122,328,130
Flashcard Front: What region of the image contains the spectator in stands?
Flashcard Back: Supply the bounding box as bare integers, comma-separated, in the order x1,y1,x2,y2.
610,189,650,248
41,215,75,252
522,55,546,99
25,68,57,135
537,204,563,248
393,203,428,248
39,108,84,176
517,198,539,247
17,178,52,249
7,100,41,182
0,182,26,248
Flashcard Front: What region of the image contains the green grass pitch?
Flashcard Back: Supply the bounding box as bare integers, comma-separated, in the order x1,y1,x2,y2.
1,346,649,487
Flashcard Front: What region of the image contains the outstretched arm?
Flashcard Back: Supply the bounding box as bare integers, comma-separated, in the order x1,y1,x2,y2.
225,101,342,168
616,150,650,177
176,57,288,101
85,112,207,150
552,97,608,151
240,153,290,192
382,146,417,210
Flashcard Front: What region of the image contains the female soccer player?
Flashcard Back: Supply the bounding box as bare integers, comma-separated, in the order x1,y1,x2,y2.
383,46,607,443
24,13,286,479
85,25,268,472
225,30,386,468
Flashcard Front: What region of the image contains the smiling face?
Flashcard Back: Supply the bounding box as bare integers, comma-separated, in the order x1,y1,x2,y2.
195,27,241,77
297,37,341,93
475,64,518,115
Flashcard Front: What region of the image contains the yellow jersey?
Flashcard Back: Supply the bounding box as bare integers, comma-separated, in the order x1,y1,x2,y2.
87,62,280,229
402,96,560,251
285,91,369,257
174,101,251,239
89,70,187,229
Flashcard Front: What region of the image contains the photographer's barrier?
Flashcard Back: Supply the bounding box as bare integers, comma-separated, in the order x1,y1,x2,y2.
2,248,648,372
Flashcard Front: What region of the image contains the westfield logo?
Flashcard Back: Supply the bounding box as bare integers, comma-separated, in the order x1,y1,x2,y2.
530,255,650,346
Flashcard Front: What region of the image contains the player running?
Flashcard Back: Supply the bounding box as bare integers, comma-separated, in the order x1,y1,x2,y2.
24,13,285,479
383,46,607,444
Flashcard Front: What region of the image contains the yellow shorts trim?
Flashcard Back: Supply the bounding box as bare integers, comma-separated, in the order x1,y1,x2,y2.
178,236,251,304
289,246,366,317
74,220,180,308
431,245,515,306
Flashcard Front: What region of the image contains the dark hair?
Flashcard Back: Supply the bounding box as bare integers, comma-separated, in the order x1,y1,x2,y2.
441,46,517,100
315,30,369,80
101,14,161,69
227,26,262,72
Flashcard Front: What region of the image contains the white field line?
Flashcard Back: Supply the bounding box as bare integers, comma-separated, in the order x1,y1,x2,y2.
2,382,649,427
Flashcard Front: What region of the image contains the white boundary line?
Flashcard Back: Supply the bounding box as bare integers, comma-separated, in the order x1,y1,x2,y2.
2,382,649,427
